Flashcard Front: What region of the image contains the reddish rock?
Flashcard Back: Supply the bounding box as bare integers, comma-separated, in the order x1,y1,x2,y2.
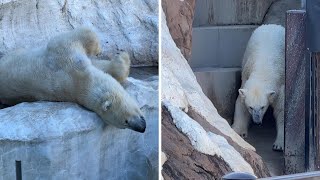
162,0,195,61
162,107,232,180
162,106,271,179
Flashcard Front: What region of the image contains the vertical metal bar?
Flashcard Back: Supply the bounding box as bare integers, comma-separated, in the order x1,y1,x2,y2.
306,0,320,171
15,160,22,180
284,10,306,174
305,51,311,171
313,53,320,169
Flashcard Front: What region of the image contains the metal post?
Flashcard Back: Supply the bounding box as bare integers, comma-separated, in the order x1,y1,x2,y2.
284,10,306,174
312,53,320,170
15,160,22,180
306,0,320,171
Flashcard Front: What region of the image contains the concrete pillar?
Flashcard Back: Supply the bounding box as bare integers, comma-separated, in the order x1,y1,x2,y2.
284,10,306,174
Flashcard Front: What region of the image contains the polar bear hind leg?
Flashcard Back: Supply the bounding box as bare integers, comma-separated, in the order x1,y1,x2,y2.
92,52,131,83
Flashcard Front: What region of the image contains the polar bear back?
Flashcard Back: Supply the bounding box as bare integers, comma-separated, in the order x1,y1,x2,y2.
0,46,75,104
241,24,285,87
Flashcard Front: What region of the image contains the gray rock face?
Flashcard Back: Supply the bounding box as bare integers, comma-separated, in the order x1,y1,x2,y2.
0,0,158,66
263,0,302,26
0,77,159,180
193,0,275,26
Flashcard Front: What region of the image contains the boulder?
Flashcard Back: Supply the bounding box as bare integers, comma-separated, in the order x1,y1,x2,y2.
162,0,195,61
0,0,158,66
161,8,270,179
0,77,159,180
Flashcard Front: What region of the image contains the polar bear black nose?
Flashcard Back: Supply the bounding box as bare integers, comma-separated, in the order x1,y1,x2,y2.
127,116,146,133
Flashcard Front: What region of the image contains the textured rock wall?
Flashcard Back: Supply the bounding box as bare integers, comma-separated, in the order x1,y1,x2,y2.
162,107,233,180
162,0,195,61
0,0,158,66
193,0,275,26
161,8,270,179
0,77,158,179
263,0,302,26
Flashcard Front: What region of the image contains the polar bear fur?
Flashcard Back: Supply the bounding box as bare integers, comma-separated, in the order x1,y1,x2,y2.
232,24,285,151
0,28,146,133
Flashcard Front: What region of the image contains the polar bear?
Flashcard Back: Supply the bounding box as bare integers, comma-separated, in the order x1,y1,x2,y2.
232,24,285,151
0,28,146,133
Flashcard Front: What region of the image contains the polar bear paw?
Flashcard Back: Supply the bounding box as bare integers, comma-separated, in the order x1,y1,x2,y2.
272,138,284,151
232,125,248,138
111,52,131,82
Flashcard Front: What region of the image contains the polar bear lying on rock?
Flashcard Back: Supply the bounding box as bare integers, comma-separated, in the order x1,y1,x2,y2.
232,24,285,151
0,28,146,133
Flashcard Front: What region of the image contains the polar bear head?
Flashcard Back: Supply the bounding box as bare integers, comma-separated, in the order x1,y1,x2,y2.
239,87,276,124
97,90,146,133
84,72,146,133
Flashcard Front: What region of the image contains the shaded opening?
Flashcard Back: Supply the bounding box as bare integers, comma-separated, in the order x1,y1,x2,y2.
246,108,284,176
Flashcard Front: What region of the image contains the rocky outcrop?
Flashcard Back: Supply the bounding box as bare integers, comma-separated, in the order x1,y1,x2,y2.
162,0,195,61
263,0,302,26
161,8,270,179
0,77,159,180
0,0,158,66
193,0,275,26
162,107,232,180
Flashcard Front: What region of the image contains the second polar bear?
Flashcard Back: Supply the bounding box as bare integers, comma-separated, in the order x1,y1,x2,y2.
232,24,285,151
0,28,146,133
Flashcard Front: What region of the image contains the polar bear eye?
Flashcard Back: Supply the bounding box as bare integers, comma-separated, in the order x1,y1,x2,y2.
249,107,253,110
261,106,265,110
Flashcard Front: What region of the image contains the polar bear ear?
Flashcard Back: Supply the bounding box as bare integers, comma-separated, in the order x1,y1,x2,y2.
268,91,276,98
239,89,247,98
102,101,112,111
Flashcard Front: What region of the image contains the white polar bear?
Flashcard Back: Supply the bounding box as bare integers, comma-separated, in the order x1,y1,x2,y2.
0,28,146,133
232,24,285,151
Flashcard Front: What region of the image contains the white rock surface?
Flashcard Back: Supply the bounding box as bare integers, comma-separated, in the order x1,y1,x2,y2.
165,102,254,174
0,77,158,180
161,9,255,151
0,0,158,66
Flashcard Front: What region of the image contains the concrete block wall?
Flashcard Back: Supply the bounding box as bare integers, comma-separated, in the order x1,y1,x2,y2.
193,67,241,123
189,25,257,68
190,0,269,121
190,0,301,121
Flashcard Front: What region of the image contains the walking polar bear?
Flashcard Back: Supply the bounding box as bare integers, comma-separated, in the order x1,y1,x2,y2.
0,28,146,133
232,24,285,151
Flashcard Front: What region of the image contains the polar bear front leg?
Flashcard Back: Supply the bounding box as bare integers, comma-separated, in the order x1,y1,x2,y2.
232,95,250,138
92,52,130,83
272,85,285,151
273,109,284,151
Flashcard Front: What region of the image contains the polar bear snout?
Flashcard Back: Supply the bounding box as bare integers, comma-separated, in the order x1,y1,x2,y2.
127,116,146,133
252,109,263,124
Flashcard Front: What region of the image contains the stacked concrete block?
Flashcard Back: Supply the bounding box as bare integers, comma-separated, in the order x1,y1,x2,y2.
190,25,256,121
193,67,241,123
189,25,257,68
